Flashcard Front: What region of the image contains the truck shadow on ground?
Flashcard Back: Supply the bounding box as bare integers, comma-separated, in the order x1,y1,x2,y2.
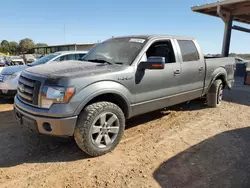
153,127,250,188
126,99,207,129
0,99,207,168
0,109,88,167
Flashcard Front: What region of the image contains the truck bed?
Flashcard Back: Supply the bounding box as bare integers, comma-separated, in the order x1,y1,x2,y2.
204,57,236,93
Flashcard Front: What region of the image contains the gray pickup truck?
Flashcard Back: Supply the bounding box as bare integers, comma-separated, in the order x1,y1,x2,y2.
14,35,235,156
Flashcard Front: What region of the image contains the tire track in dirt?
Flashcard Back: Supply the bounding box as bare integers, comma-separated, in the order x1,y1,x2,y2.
1,97,250,188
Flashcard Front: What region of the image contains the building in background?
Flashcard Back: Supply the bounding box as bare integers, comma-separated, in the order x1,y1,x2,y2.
31,43,97,54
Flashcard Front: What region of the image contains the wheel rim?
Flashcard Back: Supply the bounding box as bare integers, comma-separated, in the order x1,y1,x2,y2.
218,84,223,104
90,112,120,148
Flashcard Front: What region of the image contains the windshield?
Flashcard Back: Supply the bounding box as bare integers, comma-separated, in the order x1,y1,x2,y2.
28,53,58,66
82,37,147,65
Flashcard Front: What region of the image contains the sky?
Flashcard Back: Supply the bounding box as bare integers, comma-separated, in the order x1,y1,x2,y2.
0,0,250,54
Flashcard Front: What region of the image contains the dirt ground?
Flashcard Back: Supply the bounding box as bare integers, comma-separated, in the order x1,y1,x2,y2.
1,78,250,188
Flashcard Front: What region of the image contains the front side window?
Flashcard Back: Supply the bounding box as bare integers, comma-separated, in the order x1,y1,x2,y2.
82,37,147,65
146,40,176,63
177,40,200,62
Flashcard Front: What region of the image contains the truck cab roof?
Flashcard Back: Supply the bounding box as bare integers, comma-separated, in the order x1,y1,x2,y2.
53,51,89,55
112,35,195,41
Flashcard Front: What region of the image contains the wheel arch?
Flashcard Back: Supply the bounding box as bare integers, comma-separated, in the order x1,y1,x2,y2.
74,82,133,119
84,92,131,119
207,67,229,92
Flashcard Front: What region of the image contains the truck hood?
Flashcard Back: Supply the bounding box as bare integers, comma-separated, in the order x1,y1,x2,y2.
25,60,127,78
0,65,28,75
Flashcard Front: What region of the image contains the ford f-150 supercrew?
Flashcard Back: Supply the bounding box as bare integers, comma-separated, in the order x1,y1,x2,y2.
14,35,236,156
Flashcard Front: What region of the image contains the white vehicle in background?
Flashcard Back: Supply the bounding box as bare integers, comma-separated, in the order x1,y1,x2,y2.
0,51,88,97
0,56,25,67
10,58,25,66
23,54,36,64
0,57,5,67
235,57,249,65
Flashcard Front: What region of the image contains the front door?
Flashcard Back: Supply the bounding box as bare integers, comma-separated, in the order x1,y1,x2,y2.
132,39,181,116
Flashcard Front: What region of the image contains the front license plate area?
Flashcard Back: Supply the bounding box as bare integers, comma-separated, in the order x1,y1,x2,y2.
22,116,38,132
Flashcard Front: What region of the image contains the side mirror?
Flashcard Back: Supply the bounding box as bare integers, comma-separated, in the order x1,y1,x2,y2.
139,56,165,70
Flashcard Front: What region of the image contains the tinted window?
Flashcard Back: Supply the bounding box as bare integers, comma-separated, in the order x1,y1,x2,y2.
178,40,199,62
146,40,176,63
75,53,86,60
60,54,75,61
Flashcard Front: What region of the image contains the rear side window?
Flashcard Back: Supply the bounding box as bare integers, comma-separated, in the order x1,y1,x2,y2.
75,53,86,60
60,54,75,61
177,40,199,62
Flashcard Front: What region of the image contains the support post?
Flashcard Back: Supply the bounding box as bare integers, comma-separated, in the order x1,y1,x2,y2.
217,6,233,57
222,16,233,57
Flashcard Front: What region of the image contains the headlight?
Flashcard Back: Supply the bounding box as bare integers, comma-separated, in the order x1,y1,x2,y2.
41,86,75,109
4,74,18,81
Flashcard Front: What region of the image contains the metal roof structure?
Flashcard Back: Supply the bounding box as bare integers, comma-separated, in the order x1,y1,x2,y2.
35,43,96,49
192,0,250,24
31,43,97,54
192,0,250,57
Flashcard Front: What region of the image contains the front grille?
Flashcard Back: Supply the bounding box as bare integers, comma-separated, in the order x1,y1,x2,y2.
17,75,41,106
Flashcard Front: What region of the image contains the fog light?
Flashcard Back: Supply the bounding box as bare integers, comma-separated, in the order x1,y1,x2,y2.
43,122,52,132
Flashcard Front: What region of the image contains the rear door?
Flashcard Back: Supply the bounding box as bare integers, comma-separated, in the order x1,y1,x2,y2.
176,39,205,97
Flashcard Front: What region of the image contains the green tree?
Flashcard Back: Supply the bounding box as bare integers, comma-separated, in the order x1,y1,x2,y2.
0,40,10,53
36,43,48,47
9,41,19,55
19,38,35,53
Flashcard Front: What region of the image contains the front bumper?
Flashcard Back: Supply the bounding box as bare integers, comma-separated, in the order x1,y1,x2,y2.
14,103,78,137
0,89,17,97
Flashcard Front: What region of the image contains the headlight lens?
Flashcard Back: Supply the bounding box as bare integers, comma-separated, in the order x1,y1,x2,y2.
4,74,18,81
41,86,75,109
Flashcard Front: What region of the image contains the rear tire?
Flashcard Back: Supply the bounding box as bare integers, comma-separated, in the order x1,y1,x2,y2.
206,79,223,107
74,102,125,157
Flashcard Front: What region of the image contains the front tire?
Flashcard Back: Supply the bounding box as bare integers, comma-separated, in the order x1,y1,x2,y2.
74,102,125,157
206,79,224,107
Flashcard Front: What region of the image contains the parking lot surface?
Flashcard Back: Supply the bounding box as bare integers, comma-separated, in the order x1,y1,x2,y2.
1,78,250,188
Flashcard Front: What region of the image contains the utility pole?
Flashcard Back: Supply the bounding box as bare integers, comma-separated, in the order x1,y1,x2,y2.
63,24,66,44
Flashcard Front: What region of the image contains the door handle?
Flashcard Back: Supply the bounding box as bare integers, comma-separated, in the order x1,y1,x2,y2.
199,67,204,72
174,70,180,75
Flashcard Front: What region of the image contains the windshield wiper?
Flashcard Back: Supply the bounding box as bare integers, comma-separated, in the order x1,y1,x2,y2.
114,62,124,65
84,59,113,65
